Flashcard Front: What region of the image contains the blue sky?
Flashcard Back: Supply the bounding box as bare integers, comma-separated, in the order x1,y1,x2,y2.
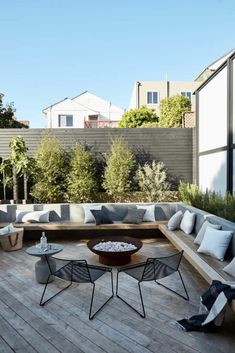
0,0,235,127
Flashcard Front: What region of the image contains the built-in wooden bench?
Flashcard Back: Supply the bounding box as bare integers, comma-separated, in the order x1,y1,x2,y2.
0,221,160,231
159,223,235,311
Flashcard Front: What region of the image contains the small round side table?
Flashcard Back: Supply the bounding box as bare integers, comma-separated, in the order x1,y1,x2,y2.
26,244,64,284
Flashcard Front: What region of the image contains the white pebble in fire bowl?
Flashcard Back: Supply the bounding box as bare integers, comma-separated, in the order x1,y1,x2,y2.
93,241,137,252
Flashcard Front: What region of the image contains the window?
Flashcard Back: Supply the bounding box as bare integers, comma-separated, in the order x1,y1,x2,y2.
88,115,99,121
58,115,73,127
147,91,159,105
181,92,192,102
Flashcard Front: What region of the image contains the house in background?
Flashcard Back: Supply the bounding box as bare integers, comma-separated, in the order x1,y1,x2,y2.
42,91,124,128
128,81,200,113
195,48,235,195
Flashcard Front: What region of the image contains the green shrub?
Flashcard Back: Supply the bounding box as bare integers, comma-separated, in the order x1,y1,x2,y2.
118,105,159,128
31,136,68,203
67,144,97,202
102,137,135,201
158,95,191,127
178,182,235,222
135,161,172,202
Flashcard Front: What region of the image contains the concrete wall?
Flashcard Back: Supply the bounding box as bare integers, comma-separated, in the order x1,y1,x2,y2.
0,128,194,184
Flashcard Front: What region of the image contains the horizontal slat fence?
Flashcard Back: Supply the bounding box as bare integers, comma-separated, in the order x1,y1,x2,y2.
0,128,193,182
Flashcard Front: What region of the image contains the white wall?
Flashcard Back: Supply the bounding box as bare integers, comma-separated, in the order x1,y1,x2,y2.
44,98,95,128
199,151,227,195
198,67,227,153
74,92,124,121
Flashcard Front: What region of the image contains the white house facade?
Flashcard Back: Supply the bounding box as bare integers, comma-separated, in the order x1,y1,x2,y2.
42,91,125,128
195,49,235,195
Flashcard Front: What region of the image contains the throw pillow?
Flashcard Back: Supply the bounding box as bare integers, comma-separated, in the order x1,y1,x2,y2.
0,223,14,235
136,205,155,222
21,210,50,223
167,211,183,231
180,210,196,234
83,205,102,223
122,209,146,224
15,210,31,223
197,228,233,261
90,207,113,225
223,257,235,277
194,220,222,245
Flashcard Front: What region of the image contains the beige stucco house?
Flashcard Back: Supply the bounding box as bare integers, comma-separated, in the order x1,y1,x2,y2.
129,81,200,113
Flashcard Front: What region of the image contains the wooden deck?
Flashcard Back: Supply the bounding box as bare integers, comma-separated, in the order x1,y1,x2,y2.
0,238,235,353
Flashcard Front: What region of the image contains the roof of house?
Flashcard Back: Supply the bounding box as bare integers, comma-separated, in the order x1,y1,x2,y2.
194,48,235,93
195,48,235,82
42,91,124,115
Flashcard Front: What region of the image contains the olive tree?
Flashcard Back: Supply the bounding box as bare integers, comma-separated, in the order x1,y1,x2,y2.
67,144,97,202
31,136,68,203
102,137,135,201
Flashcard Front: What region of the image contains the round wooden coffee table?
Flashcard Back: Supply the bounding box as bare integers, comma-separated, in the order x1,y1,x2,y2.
87,236,143,266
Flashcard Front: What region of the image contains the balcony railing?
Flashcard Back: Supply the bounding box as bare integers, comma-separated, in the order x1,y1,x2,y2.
84,120,119,128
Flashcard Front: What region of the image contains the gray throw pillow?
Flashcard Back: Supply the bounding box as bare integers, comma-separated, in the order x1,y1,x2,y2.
90,207,113,225
194,220,221,245
167,211,183,231
223,257,235,277
83,205,102,223
180,210,196,234
122,209,146,224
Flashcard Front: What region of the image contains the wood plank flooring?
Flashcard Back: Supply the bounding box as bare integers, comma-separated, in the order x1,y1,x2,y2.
0,238,235,353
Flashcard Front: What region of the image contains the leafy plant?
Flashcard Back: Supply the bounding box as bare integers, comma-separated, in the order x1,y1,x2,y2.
7,136,33,201
118,105,159,128
178,182,235,222
0,94,28,128
135,161,172,202
102,137,135,201
67,144,97,202
31,136,68,203
158,95,191,127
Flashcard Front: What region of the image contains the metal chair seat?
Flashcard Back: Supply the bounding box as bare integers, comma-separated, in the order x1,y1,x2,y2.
116,250,189,318
40,258,114,319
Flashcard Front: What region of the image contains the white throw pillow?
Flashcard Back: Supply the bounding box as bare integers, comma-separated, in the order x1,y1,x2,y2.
0,223,14,235
197,228,233,261
137,205,155,222
83,205,102,223
21,210,50,223
15,210,31,223
223,257,235,277
180,210,196,234
0,223,22,235
194,220,221,245
167,211,183,231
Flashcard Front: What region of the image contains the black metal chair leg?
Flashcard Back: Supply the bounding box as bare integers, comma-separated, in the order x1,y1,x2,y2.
40,276,73,306
89,272,114,320
155,270,189,301
116,271,146,318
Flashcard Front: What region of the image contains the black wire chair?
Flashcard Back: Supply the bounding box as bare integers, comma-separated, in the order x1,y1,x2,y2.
116,250,189,318
40,257,114,320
